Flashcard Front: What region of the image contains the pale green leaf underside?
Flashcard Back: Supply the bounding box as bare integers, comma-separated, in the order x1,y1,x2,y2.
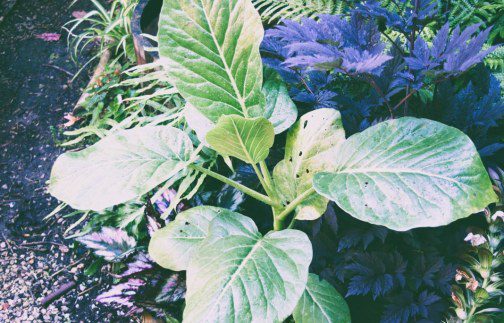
206,115,275,164
263,68,298,134
184,212,312,322
274,109,345,220
49,126,193,211
158,0,265,122
148,206,237,271
293,273,351,323
313,117,498,231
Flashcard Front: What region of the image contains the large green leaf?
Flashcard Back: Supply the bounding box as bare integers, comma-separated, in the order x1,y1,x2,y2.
149,206,237,271
206,115,275,164
273,109,345,220
158,0,265,122
184,212,312,322
49,126,193,211
262,68,298,134
313,117,498,231
185,69,297,144
293,273,351,323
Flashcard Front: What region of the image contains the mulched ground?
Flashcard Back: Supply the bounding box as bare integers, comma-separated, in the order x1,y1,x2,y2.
0,1,127,321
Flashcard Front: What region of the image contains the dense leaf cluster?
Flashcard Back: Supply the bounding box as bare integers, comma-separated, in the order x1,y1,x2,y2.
262,1,503,158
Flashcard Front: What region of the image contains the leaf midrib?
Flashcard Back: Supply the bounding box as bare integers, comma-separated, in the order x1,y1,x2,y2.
199,0,249,117
210,238,263,315
230,118,255,164
336,167,470,188
305,286,331,322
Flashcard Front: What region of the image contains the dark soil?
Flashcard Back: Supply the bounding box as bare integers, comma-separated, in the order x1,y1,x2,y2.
0,0,124,321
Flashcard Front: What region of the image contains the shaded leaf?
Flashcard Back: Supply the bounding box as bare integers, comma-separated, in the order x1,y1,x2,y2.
263,68,298,134
293,273,351,323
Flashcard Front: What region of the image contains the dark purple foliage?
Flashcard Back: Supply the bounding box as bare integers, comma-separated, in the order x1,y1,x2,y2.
381,291,442,323
265,13,391,75
405,23,497,75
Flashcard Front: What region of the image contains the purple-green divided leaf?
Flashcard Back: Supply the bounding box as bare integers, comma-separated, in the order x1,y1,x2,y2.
155,273,186,303
149,206,238,271
293,273,351,323
158,0,265,122
96,278,145,314
184,212,312,322
77,227,136,262
313,117,498,231
49,126,193,211
115,253,154,278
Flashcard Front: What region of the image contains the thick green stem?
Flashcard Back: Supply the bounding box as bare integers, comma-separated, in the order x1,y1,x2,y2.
259,161,274,191
251,163,271,195
190,164,274,206
274,187,316,230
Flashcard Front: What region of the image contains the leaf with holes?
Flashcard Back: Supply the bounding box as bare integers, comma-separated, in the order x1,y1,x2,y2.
273,109,345,220
148,206,238,271
313,117,498,231
263,68,298,134
184,212,312,322
206,115,275,164
49,126,193,210
293,273,351,323
158,0,265,122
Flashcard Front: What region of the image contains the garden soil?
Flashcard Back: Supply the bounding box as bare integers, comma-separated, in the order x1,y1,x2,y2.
0,1,126,321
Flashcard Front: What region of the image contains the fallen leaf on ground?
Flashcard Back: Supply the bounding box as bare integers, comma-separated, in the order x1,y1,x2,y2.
72,10,87,19
36,33,61,42
63,113,81,128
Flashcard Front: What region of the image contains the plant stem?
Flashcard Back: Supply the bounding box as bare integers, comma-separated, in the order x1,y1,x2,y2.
189,164,274,206
259,161,274,192
251,163,271,195
274,187,316,230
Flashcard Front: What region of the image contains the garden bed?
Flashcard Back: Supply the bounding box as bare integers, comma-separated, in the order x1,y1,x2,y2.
2,0,503,322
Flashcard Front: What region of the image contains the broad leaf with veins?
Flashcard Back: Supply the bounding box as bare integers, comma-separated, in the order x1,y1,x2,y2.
158,0,265,122
49,126,193,210
313,117,498,231
273,109,346,220
149,206,237,271
293,273,351,323
184,212,312,322
206,115,275,164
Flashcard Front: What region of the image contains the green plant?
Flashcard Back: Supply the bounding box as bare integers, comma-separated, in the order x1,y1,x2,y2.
60,62,184,147
449,208,503,322
253,0,350,23
48,0,498,321
65,0,138,77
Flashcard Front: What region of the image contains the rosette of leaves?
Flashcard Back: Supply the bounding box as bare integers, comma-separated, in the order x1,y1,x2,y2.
449,204,503,322
48,0,498,321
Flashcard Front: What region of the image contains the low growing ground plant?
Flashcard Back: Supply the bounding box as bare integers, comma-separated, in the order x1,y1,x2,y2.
48,0,501,321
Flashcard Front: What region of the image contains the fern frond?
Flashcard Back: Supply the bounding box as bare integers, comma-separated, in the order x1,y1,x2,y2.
253,0,349,23
485,46,504,71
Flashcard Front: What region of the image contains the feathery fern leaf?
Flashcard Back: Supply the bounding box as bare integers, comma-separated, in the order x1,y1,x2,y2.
253,0,349,23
